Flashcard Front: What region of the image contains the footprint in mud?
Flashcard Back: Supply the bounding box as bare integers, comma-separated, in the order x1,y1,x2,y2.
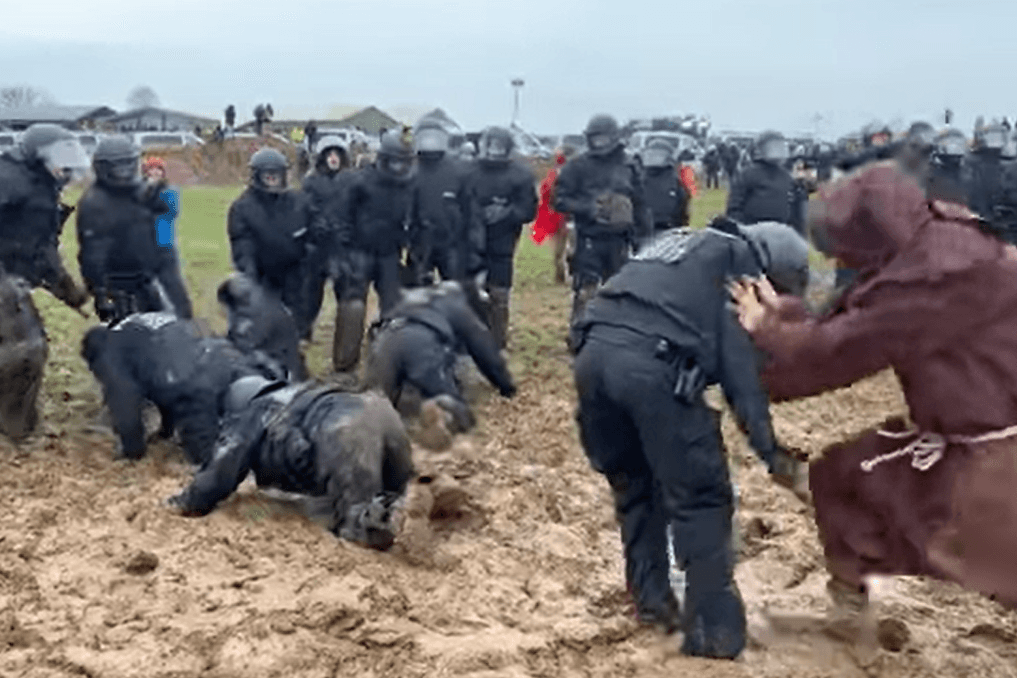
963,623,1017,660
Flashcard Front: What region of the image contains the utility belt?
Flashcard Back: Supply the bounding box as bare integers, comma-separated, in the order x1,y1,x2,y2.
368,315,455,349
582,324,707,404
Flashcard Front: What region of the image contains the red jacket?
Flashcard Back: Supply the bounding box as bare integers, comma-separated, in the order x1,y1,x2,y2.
531,154,568,244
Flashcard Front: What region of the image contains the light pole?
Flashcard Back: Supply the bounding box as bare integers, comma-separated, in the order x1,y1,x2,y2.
511,78,525,127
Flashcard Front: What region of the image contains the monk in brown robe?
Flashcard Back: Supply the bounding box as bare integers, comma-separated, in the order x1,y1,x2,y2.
731,161,1017,614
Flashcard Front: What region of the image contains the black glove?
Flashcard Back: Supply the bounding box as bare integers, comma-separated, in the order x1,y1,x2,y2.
500,383,517,399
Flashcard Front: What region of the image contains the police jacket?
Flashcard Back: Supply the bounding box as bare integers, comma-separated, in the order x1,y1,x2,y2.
726,161,800,230
554,147,649,241
926,157,971,207
410,154,473,251
578,227,777,460
300,168,354,249
467,158,538,260
0,152,77,291
642,167,690,230
227,187,321,280
339,165,412,256
76,180,169,294
173,384,367,515
966,152,1017,226
382,286,515,395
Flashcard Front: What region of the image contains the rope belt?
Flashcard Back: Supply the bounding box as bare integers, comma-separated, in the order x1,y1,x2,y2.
860,423,1017,473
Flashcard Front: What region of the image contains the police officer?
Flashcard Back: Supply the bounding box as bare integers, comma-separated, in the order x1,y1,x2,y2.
301,135,354,341
466,126,538,349
641,139,690,238
166,381,414,551
965,121,1017,241
408,117,474,286
364,281,516,433
571,219,810,659
555,114,649,335
227,147,324,340
927,129,970,206
77,135,181,323
726,131,804,235
458,141,477,162
0,123,90,312
332,129,415,379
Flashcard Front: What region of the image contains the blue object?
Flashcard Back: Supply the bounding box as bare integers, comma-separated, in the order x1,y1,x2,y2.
155,188,179,248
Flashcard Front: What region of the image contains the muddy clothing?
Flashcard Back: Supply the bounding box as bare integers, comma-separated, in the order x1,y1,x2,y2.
366,284,515,430
751,163,1017,608
573,227,782,658
301,168,354,332
218,275,306,381
555,147,649,288
467,158,537,288
227,187,323,335
81,313,277,465
726,160,803,234
338,165,412,311
0,271,48,440
408,154,474,284
642,167,690,236
0,152,86,308
171,386,414,550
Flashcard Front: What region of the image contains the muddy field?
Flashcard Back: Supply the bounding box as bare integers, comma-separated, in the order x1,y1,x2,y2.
2,187,1016,678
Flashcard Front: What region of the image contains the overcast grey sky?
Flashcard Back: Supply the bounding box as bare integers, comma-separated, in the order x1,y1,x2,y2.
1,0,1013,137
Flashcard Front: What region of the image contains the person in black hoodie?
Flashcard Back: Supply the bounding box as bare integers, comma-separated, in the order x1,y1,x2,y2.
332,130,415,379
227,147,325,340
77,135,183,323
301,135,354,342
640,139,690,239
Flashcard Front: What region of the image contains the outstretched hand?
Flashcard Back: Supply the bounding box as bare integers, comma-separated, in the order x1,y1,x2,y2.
728,276,779,334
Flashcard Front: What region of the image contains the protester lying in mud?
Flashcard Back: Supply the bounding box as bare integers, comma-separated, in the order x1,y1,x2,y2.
730,161,1017,630
166,377,415,551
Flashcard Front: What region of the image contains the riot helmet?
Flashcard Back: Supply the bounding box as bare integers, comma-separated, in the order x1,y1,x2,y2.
641,139,673,169
477,126,514,165
936,129,967,158
93,135,141,188
314,135,349,173
376,129,414,179
19,124,90,185
248,147,289,193
414,118,450,158
584,114,622,157
756,131,789,164
459,141,477,160
899,121,936,174
740,221,811,297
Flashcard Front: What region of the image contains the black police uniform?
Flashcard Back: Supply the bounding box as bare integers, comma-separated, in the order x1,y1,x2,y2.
0,151,86,308
300,162,354,335
926,155,971,207
365,284,516,431
76,180,177,321
81,313,280,465
967,151,1017,242
555,146,649,291
642,167,690,235
572,227,781,659
408,154,474,285
227,186,323,338
338,164,412,312
168,385,414,550
725,160,804,234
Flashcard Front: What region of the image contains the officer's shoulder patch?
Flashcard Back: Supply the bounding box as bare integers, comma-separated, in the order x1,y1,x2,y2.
632,227,705,263
114,312,178,332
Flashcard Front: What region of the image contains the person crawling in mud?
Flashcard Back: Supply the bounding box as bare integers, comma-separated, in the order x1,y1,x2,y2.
571,218,811,660
166,376,415,552
82,276,302,463
364,280,517,435
217,272,307,381
730,161,1017,634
